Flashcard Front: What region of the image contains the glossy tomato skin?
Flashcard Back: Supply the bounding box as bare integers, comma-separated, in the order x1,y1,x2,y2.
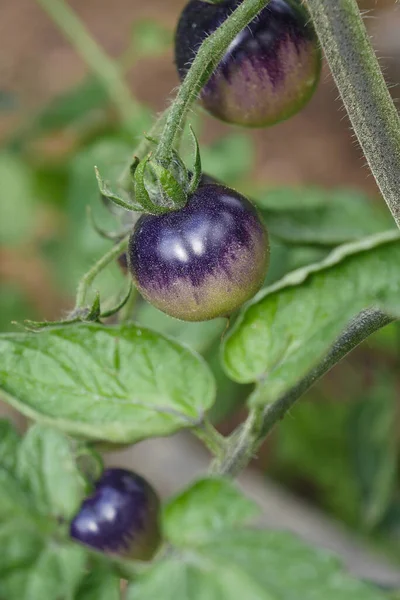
128,184,269,322
70,469,160,560
175,0,321,127
115,173,216,275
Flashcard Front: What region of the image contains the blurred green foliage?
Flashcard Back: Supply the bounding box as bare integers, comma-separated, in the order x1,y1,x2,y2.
0,154,38,246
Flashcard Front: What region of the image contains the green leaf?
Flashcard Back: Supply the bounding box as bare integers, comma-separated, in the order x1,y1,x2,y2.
349,378,398,530
68,138,134,222
0,323,216,443
201,134,254,183
17,425,86,519
0,436,102,600
0,465,87,600
128,557,276,600
128,529,387,600
0,524,86,600
0,468,32,519
163,478,259,546
222,231,400,405
253,186,327,211
75,560,121,600
131,20,172,56
135,301,225,354
200,530,387,600
0,419,20,472
0,153,37,245
256,188,394,246
95,166,142,212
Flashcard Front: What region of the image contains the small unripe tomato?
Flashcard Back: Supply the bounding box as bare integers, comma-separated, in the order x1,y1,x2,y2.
70,468,161,560
128,183,269,322
175,0,321,127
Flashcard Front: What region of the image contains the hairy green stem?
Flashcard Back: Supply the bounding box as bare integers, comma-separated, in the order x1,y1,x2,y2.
304,0,400,229
194,419,228,459
75,235,130,310
35,0,141,133
155,0,271,164
215,308,393,477
258,308,393,437
118,109,171,192
210,406,263,476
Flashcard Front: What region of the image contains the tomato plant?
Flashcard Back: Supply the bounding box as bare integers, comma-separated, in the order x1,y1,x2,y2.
1,0,400,598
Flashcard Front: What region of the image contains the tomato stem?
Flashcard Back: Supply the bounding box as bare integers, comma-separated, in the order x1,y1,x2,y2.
194,419,228,459
304,0,400,230
210,406,264,477
155,0,272,166
213,309,393,477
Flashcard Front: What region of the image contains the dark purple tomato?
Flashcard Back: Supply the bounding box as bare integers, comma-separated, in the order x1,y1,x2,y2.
128,183,269,322
175,0,321,127
70,468,161,560
115,173,216,275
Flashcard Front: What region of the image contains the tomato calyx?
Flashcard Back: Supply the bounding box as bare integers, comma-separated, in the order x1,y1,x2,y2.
96,126,203,217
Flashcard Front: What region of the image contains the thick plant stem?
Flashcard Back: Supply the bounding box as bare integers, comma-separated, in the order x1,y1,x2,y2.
210,406,264,477
155,0,271,165
214,308,393,477
304,0,400,229
35,0,141,133
258,308,392,438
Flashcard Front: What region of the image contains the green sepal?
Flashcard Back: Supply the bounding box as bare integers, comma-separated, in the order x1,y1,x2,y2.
129,156,140,180
140,135,191,201
95,167,143,213
133,155,170,215
100,282,133,319
150,161,187,210
85,292,101,322
188,125,202,194
144,134,159,145
171,149,190,191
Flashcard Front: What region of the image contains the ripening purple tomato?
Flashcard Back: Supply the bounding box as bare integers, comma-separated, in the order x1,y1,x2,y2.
128,183,269,322
175,0,321,127
70,468,161,560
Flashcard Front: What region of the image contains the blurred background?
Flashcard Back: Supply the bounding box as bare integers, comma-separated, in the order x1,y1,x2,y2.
1,0,400,585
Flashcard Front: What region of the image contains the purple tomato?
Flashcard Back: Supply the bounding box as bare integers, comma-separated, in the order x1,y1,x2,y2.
128,183,269,321
70,468,160,560
175,0,321,127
